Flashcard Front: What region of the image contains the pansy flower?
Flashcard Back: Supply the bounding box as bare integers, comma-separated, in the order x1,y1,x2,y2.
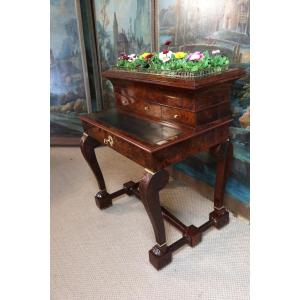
158,50,173,63
128,54,137,61
164,40,172,46
174,52,187,59
187,51,205,61
144,53,154,60
139,52,152,60
212,49,221,55
119,53,129,60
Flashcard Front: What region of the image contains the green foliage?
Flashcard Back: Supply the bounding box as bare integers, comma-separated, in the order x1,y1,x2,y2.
116,51,230,74
239,83,250,100
237,74,250,101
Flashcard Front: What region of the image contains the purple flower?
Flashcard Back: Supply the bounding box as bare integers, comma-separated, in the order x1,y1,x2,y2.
119,53,129,60
187,51,205,61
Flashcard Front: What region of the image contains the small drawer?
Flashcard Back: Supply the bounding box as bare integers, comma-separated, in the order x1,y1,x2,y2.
136,101,161,119
116,95,161,119
161,106,196,127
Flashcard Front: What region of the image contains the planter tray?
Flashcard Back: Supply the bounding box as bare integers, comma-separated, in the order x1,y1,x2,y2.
102,68,245,90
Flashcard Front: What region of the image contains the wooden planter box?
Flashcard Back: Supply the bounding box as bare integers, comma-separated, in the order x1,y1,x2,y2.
102,68,246,130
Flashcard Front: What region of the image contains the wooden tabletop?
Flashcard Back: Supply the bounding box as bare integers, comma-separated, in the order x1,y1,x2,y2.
80,109,232,154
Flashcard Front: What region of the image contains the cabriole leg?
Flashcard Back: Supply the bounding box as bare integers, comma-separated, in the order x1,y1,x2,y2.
139,169,172,270
80,133,111,209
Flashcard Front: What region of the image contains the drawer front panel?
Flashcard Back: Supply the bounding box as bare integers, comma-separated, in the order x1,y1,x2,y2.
134,100,162,119
162,106,196,127
162,102,231,127
140,87,194,110
114,81,194,110
86,127,152,168
115,93,161,119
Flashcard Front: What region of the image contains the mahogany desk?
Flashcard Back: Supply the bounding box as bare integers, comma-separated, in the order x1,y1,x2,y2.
79,68,245,270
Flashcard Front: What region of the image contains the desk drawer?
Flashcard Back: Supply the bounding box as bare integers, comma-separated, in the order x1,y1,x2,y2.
134,101,161,119
116,95,161,119
162,106,196,127
87,127,151,166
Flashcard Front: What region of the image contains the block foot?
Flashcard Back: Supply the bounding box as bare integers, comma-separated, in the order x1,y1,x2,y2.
95,190,112,210
149,245,172,270
209,208,229,229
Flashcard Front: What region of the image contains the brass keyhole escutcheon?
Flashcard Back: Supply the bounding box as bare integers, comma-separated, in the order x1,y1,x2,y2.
144,105,150,111
174,114,180,119
104,135,114,147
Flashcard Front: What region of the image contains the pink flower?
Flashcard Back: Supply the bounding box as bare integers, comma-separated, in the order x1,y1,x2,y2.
162,49,169,54
187,51,205,61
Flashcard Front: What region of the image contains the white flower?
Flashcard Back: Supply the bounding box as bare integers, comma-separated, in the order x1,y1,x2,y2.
158,50,173,63
212,49,221,55
128,54,137,61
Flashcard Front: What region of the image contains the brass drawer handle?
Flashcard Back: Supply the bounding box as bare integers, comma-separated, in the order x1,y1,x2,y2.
104,135,114,147
174,114,180,119
144,105,150,111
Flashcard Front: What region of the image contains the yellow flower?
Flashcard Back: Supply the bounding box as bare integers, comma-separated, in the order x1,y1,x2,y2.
139,52,151,60
174,52,187,59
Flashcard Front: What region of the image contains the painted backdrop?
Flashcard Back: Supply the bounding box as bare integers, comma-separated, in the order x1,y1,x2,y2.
50,0,87,137
94,0,152,108
159,0,250,204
